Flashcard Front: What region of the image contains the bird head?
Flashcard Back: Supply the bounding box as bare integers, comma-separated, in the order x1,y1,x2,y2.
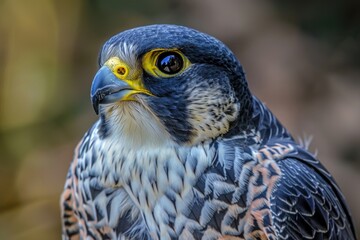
91,24,253,146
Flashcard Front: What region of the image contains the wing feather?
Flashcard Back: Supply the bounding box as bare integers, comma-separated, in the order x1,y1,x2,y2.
272,156,355,240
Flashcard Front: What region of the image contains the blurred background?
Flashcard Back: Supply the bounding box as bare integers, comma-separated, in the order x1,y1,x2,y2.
0,0,359,239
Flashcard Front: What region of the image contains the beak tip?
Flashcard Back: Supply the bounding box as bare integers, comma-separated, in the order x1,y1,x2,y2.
93,105,99,115
91,93,100,115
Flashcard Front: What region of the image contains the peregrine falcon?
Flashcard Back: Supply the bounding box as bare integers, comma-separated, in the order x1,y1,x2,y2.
61,24,356,240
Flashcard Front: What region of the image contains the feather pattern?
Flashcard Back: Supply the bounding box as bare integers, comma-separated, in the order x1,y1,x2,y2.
61,24,356,240
61,97,355,239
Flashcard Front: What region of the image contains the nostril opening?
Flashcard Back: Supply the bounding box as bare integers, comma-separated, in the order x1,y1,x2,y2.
117,66,126,75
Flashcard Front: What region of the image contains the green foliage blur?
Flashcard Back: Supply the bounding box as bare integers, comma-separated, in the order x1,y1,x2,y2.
0,0,359,239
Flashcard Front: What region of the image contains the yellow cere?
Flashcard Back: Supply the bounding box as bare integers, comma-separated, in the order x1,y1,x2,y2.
104,57,131,79
103,57,152,97
142,48,191,78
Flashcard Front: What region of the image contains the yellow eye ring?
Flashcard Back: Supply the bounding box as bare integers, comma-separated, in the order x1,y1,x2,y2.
142,49,191,78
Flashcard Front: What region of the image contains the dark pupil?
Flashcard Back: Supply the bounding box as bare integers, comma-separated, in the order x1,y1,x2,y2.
157,52,183,74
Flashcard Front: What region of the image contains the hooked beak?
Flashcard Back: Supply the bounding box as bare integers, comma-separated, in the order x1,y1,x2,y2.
90,57,152,115
91,66,132,114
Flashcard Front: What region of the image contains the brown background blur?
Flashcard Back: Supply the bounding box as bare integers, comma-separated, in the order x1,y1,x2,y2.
0,0,359,239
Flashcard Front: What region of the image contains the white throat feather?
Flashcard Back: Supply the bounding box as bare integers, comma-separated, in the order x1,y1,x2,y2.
101,98,172,149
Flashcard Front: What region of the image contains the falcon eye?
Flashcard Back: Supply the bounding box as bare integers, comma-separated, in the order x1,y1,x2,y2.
156,52,184,75
142,49,191,78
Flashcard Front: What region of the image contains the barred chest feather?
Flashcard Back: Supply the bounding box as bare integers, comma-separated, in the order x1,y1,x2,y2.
75,121,216,239
72,118,293,240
